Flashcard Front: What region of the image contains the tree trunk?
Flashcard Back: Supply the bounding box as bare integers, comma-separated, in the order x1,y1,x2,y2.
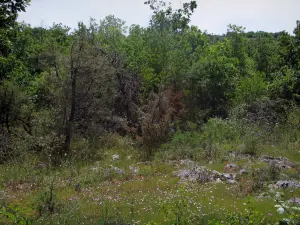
63,44,77,155
63,72,76,154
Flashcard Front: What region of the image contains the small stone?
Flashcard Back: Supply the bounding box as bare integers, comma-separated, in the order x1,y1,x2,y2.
221,173,234,181
215,178,222,183
276,180,300,189
110,165,124,174
129,166,139,174
112,154,119,161
239,168,247,175
286,198,300,205
226,179,237,185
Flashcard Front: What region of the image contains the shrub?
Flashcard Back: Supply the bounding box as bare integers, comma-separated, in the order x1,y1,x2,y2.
33,178,62,216
140,87,184,156
233,72,268,105
156,118,246,161
0,206,32,225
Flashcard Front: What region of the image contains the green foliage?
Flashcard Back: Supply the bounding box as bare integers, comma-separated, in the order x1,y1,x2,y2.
269,66,300,101
0,206,31,225
209,200,272,225
185,41,239,119
157,118,245,161
0,0,30,28
1,3,300,224
33,178,61,216
233,72,268,105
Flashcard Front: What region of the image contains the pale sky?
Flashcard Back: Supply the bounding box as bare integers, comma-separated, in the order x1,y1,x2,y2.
18,0,299,34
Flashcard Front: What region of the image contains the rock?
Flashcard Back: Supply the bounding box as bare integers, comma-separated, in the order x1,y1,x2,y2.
174,166,214,183
260,155,297,169
174,166,237,184
275,180,300,189
226,179,237,185
286,198,300,205
215,178,222,183
211,170,222,179
224,163,239,173
239,168,247,175
221,173,235,181
129,166,139,174
110,165,124,174
112,154,120,161
188,166,213,183
173,170,190,179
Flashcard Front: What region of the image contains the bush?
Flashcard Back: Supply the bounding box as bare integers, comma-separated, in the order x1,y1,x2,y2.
242,131,261,155
157,131,204,161
140,87,184,156
33,178,62,216
233,72,268,105
156,118,246,161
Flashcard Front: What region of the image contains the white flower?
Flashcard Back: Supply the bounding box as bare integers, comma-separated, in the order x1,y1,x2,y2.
277,207,285,214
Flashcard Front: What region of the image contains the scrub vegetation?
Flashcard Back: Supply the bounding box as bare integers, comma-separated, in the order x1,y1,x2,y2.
1,0,300,224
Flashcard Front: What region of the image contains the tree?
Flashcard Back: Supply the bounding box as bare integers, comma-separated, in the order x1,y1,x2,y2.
185,40,239,119
0,0,30,28
0,0,31,56
61,34,116,155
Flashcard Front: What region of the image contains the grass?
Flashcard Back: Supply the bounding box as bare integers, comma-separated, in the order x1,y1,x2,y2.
0,151,294,225
0,125,300,224
1,171,279,224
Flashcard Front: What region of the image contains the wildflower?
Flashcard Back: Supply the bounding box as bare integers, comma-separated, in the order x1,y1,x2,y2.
276,207,284,214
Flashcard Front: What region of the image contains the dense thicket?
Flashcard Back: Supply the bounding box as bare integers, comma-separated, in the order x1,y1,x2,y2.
1,0,300,163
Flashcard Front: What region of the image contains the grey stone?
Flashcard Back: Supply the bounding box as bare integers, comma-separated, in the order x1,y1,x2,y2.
112,154,120,161
129,166,139,174
226,179,237,185
260,155,297,169
239,168,247,175
215,178,222,183
173,170,190,179
286,198,300,205
224,163,239,171
110,165,124,174
211,170,222,179
276,180,300,189
221,173,235,181
174,166,237,184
